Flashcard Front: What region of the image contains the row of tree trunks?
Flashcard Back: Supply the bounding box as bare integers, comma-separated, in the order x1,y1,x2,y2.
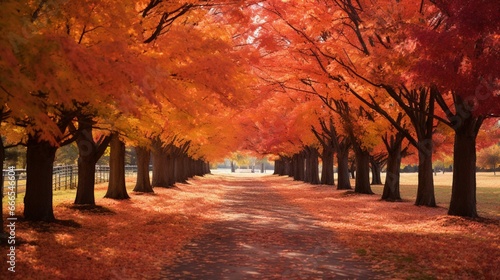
274,147,320,185
146,140,210,190
21,130,208,221
273,156,291,176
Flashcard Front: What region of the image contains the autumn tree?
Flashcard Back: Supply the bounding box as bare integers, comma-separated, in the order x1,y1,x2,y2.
258,0,441,205
478,144,500,175
409,0,500,217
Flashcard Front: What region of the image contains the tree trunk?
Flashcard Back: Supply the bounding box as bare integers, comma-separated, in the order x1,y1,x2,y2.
261,162,265,173
294,152,305,181
105,134,129,199
75,154,96,205
74,117,111,205
415,139,436,206
24,137,57,221
382,145,402,202
231,161,236,173
204,161,211,174
177,156,189,183
448,117,478,217
304,152,311,183
182,156,190,180
305,147,320,185
288,156,295,177
152,141,171,187
321,148,335,185
168,155,176,185
354,147,373,194
273,160,280,175
370,157,383,185
337,147,351,190
173,157,186,183
133,146,153,193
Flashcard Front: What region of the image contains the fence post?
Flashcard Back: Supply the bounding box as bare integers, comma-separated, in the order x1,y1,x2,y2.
69,165,73,189
58,168,61,190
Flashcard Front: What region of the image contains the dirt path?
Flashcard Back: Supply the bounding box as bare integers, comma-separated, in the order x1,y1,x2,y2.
160,174,378,279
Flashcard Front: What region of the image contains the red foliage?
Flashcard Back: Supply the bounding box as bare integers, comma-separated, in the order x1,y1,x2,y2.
411,0,500,116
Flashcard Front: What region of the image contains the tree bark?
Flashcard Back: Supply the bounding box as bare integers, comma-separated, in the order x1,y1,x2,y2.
173,157,184,183
204,161,211,174
74,116,111,205
381,132,405,202
75,154,96,204
133,146,153,193
320,148,335,185
24,137,57,221
354,147,374,194
337,145,351,190
152,140,171,187
293,152,305,181
182,156,190,180
273,159,281,175
304,147,320,184
285,157,295,177
382,146,402,201
177,156,189,183
370,157,383,185
448,115,479,217
415,139,436,206
105,134,129,199
166,155,176,186
304,152,311,183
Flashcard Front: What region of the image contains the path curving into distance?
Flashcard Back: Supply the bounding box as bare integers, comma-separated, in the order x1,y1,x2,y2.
160,174,379,279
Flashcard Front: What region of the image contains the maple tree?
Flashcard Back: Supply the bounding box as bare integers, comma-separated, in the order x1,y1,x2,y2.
408,0,500,217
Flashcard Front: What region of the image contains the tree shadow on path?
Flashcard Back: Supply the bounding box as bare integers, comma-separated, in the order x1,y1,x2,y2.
160,175,381,279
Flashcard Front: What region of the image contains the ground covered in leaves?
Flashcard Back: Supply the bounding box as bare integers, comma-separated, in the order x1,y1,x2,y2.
1,173,499,279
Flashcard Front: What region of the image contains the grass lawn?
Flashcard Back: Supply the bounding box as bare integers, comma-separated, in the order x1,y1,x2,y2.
370,172,499,219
